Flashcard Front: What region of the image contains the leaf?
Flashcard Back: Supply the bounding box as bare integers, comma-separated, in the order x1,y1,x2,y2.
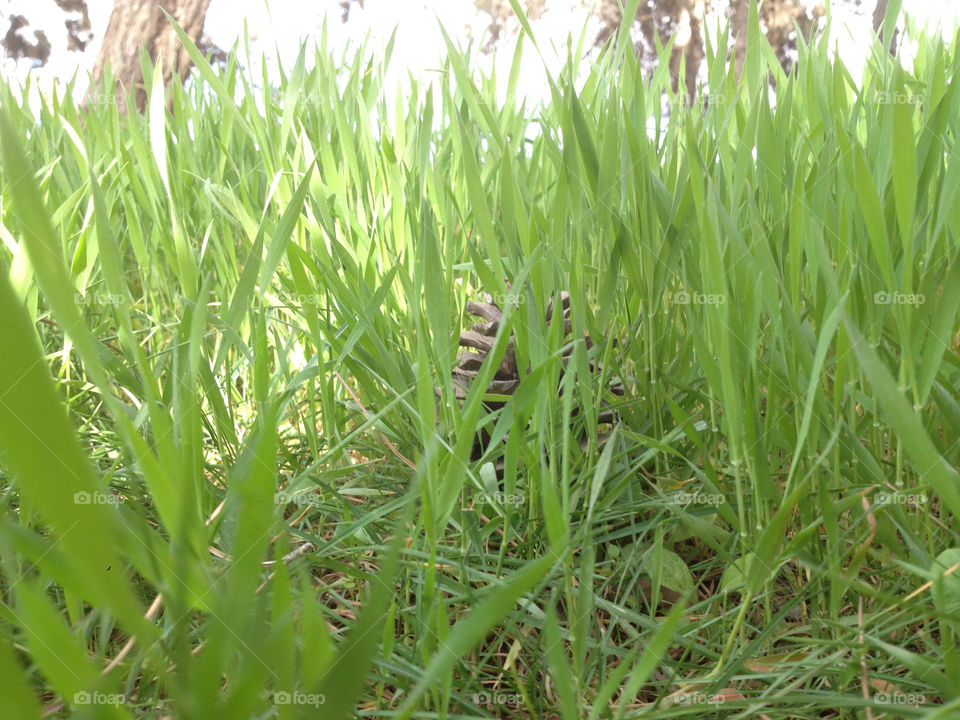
317,505,411,718
641,547,695,598
891,78,917,242
0,112,154,640
853,147,895,289
719,556,748,594
395,549,559,718
612,602,687,720
0,624,42,719
258,161,316,291
931,549,960,619
844,315,960,519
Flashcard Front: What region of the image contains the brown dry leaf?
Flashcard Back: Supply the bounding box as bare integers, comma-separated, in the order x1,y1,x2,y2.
870,678,902,694
661,686,772,719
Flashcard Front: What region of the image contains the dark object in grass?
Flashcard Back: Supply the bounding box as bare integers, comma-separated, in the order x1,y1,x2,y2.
439,286,623,478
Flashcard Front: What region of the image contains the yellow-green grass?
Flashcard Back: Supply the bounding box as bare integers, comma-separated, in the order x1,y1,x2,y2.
0,2,959,717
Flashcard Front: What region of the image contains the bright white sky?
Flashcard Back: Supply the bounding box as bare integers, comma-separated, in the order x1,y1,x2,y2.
2,0,958,108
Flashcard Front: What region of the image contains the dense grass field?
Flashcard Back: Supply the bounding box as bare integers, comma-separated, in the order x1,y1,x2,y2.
1,3,959,717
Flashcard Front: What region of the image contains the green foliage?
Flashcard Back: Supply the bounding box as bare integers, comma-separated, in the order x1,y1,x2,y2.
0,6,958,718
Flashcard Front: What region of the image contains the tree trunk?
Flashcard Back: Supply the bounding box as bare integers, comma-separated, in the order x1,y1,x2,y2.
665,0,706,103
872,0,898,55
91,0,212,113
729,0,749,82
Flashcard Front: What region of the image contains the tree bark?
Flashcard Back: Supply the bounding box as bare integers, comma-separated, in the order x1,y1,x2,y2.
664,0,706,102
729,0,749,82
91,0,212,113
872,0,898,55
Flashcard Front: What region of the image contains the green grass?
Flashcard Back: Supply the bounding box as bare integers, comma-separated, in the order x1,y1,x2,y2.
1,4,959,718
